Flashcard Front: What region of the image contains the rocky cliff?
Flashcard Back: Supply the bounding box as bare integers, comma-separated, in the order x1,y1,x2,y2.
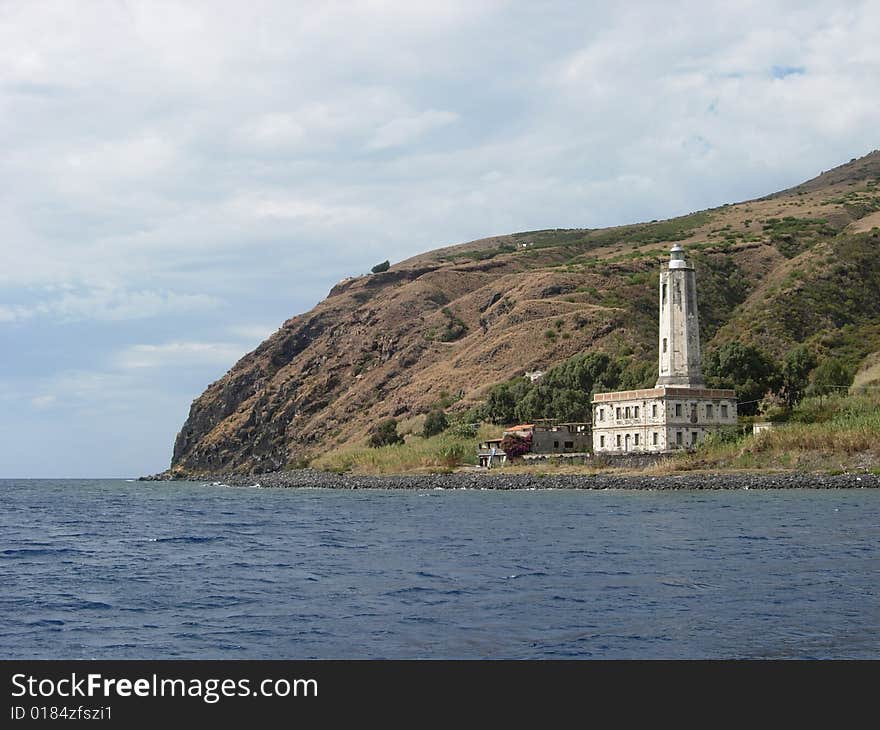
169,150,880,475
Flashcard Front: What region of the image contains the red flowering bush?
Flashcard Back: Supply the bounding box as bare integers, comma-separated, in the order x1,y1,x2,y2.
500,432,532,459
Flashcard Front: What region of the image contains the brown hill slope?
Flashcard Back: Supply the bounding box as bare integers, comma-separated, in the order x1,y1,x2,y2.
169,150,880,475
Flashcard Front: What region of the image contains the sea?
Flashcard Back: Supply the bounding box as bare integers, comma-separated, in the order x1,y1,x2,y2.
1,478,879,659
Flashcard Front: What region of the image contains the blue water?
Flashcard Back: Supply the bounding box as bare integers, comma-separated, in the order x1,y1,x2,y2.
1,479,878,659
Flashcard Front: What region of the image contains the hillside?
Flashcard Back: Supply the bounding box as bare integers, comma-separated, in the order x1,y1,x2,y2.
168,151,880,476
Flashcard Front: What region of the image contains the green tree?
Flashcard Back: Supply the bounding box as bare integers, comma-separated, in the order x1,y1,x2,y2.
780,345,816,408
808,358,852,400
482,377,533,424
515,385,591,423
422,409,449,438
617,358,655,390
703,342,781,415
371,260,390,274
514,352,622,423
368,418,404,447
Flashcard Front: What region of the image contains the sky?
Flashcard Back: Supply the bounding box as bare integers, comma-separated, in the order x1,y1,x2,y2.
1,0,878,477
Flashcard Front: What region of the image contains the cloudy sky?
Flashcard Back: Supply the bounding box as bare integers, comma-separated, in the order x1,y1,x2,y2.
1,0,878,477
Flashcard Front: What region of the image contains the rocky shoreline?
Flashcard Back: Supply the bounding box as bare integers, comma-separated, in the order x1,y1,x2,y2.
139,469,880,490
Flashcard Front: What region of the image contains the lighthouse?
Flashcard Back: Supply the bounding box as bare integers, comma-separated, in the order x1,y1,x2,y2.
591,244,737,454
657,244,705,388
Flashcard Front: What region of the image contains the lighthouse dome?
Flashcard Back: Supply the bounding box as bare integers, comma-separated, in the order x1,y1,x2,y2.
669,244,688,269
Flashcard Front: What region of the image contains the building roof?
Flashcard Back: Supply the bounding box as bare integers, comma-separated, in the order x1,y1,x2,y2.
592,386,737,402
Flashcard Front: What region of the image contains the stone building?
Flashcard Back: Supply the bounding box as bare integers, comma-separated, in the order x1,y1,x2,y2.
591,244,737,453
477,421,591,467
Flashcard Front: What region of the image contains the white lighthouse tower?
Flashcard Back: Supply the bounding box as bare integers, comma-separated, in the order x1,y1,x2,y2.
657,244,705,388
591,244,737,454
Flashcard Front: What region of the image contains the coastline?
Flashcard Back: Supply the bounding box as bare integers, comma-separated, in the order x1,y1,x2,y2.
139,469,880,490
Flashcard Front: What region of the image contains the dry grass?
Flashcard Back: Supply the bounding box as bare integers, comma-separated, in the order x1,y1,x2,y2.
312,423,503,475
852,350,880,392
662,392,880,473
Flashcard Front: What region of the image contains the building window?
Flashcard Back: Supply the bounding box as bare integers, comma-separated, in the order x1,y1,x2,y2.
691,431,698,445
662,337,667,353
625,406,631,418
652,404,658,418
706,404,713,418
634,434,639,446
616,407,621,419
553,441,559,449
564,441,574,449
616,434,621,447
599,408,604,421
676,431,683,445
675,403,682,417
600,435,605,447
652,432,658,445
721,404,728,418
634,406,640,418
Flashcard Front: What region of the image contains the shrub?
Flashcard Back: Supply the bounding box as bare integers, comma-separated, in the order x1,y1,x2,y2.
368,418,403,447
438,308,468,342
371,260,391,274
447,416,479,439
808,358,853,399
500,432,532,459
423,409,449,438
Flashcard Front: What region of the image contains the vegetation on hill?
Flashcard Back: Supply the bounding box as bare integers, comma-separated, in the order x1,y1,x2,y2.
661,390,880,474
422,409,449,438
368,418,404,448
475,352,652,425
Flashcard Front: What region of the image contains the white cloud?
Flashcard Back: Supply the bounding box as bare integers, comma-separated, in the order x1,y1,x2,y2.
0,288,220,324
235,194,372,225
23,370,138,411
240,113,306,149
0,305,28,322
115,341,246,370
368,109,459,150
228,323,279,343
55,134,178,192
30,394,56,409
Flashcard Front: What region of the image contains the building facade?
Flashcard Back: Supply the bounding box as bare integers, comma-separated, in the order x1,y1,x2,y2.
592,245,737,453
